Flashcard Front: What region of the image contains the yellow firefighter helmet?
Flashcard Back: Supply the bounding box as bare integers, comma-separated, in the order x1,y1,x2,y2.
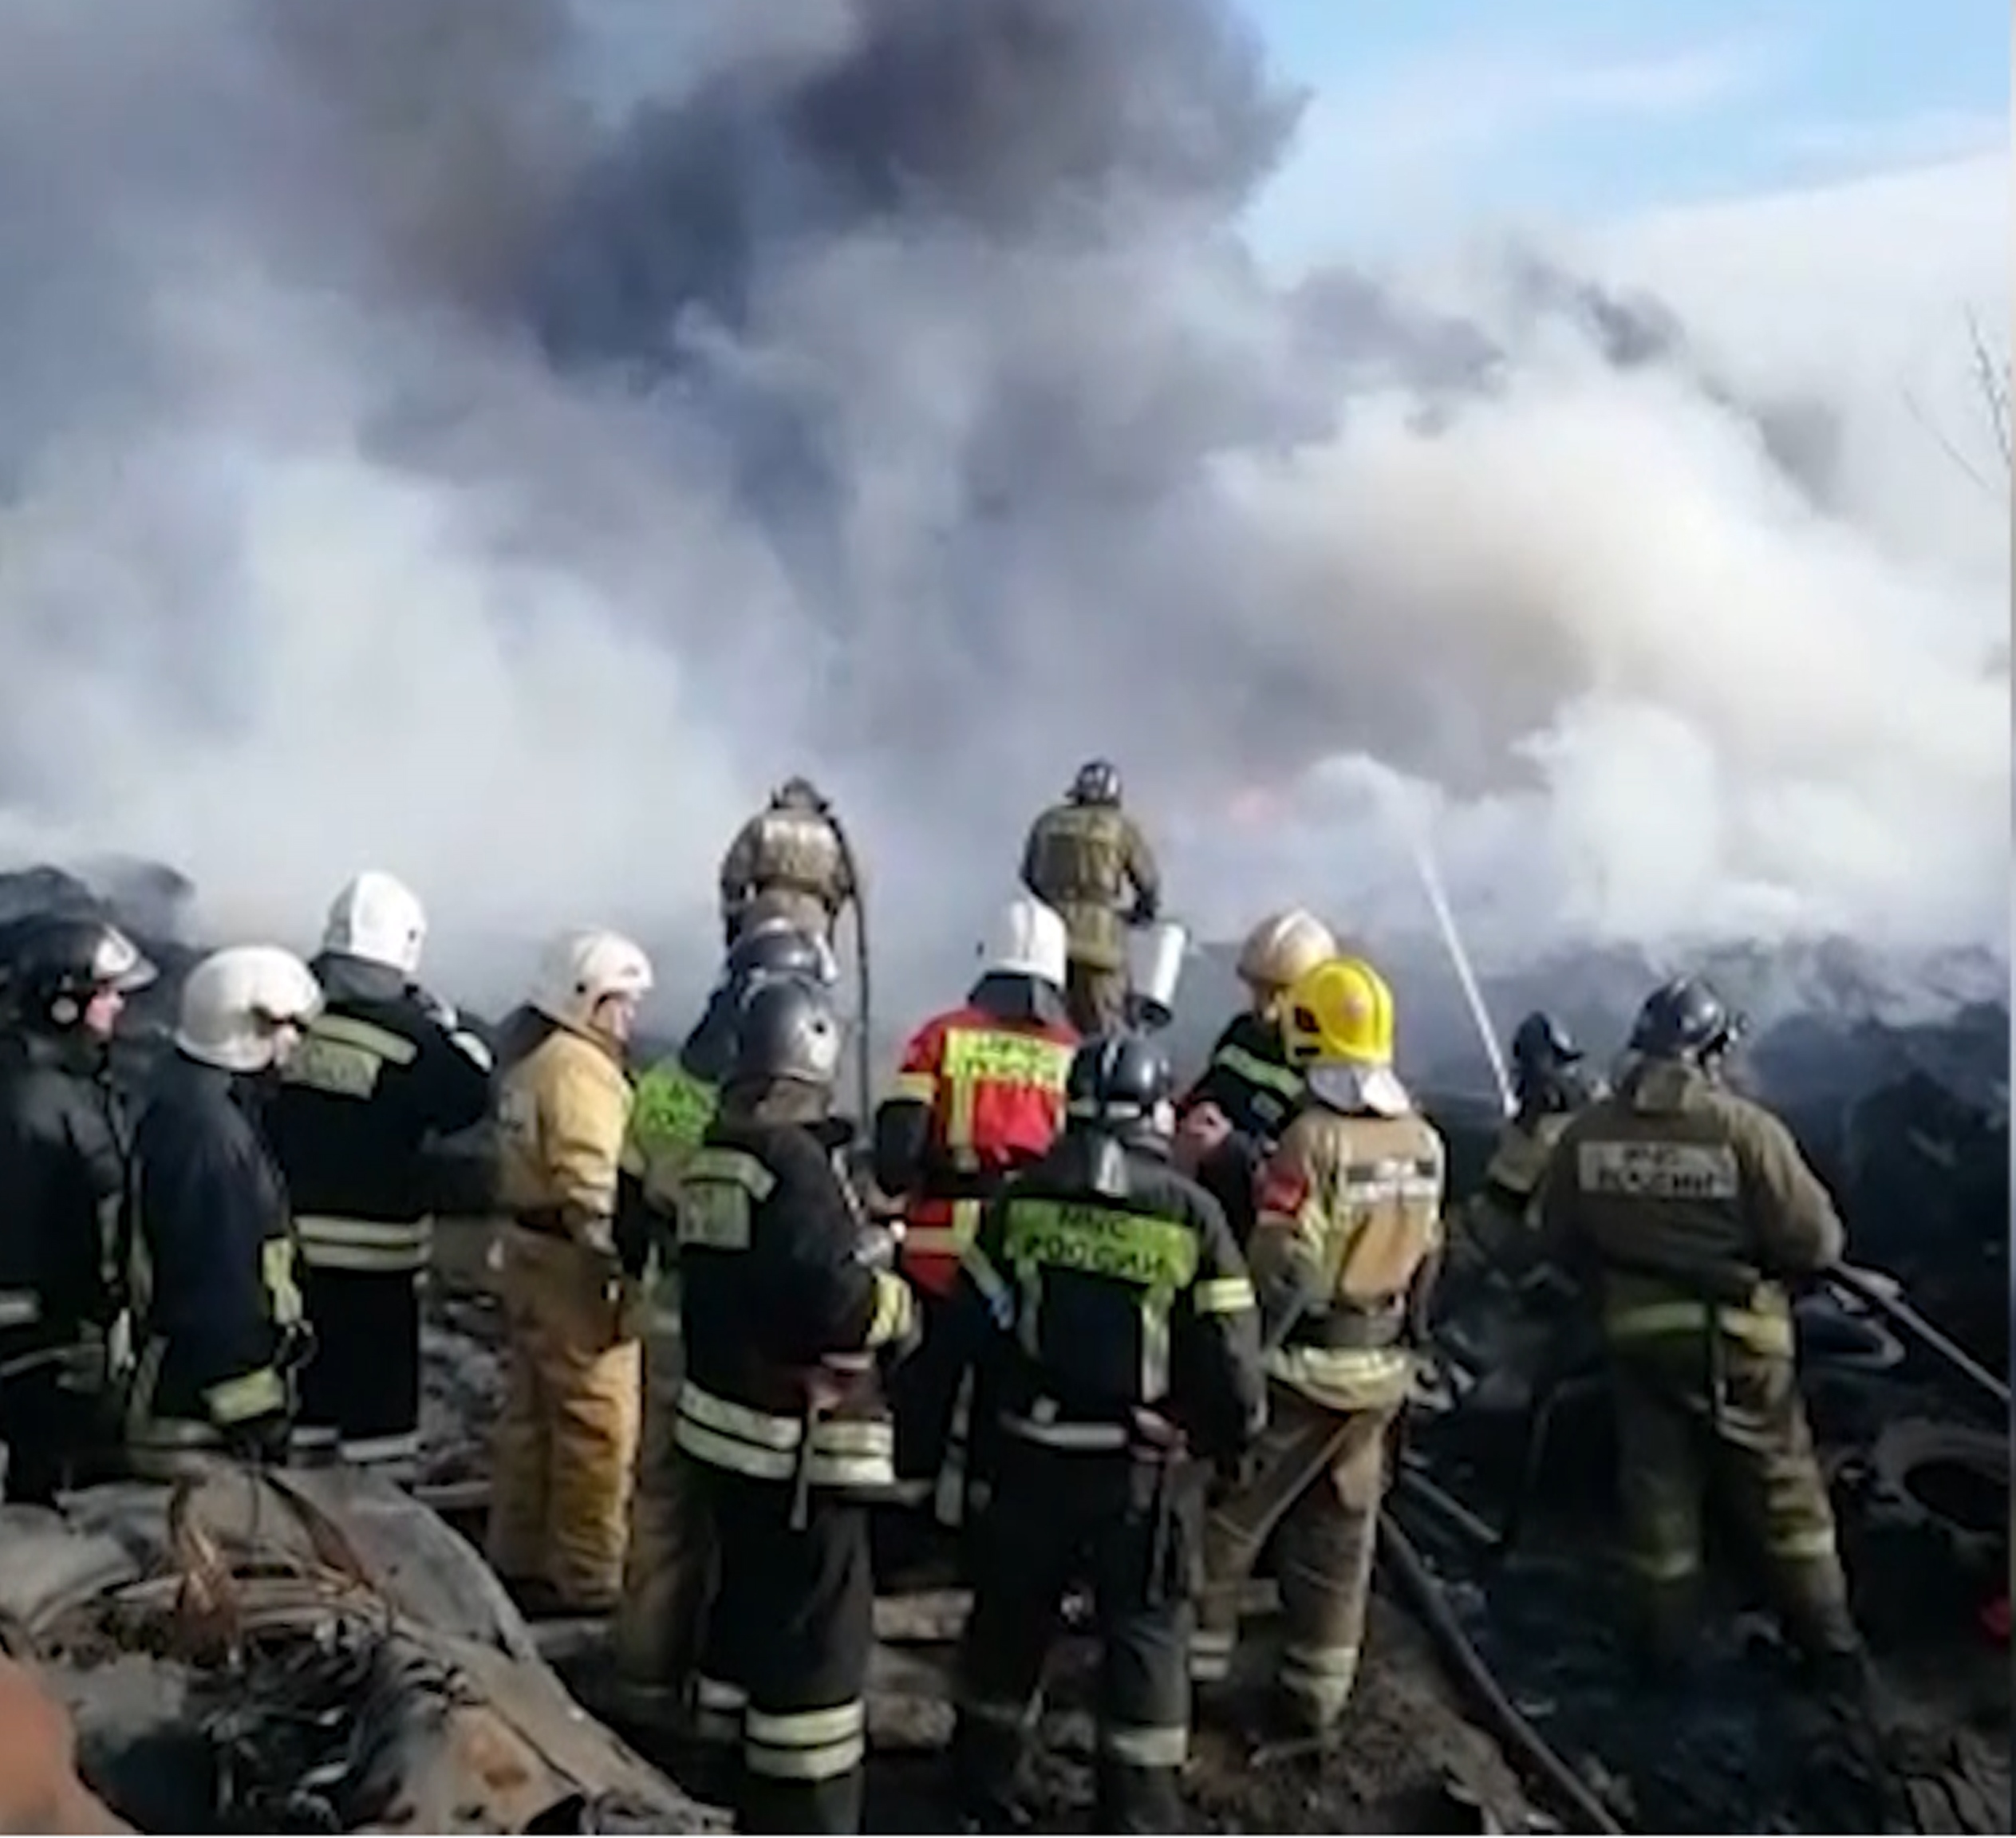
1283,956,1396,1068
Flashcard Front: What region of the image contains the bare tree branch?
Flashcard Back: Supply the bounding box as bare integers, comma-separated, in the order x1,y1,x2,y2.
1962,306,2013,472
1900,303,2012,492
1902,382,2002,497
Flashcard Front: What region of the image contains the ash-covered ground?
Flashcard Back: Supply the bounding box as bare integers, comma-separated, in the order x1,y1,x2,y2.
416,1278,2010,1835
412,953,2010,1837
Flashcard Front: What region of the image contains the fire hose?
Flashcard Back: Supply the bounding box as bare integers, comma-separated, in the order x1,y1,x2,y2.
1377,1511,1627,1836
823,799,874,1126
1825,1264,2009,1411
1399,814,1513,1118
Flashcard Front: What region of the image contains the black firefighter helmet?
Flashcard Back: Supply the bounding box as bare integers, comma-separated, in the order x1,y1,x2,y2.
1069,759,1122,807
1510,1011,1582,1082
771,775,827,813
1066,1031,1173,1130
4,916,156,1033
732,973,845,1090
1629,976,1740,1063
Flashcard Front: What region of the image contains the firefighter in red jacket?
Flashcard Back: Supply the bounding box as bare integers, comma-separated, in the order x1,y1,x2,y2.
871,897,1078,1527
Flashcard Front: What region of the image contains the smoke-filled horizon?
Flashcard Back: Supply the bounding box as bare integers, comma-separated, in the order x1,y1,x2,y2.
0,0,2006,1021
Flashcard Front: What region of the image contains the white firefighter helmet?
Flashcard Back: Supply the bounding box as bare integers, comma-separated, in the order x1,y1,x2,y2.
982,895,1068,990
176,945,325,1075
531,928,654,1033
322,870,428,976
1236,908,1337,996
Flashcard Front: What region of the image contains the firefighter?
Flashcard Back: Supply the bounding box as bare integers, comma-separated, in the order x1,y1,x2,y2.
949,1032,1264,1833
1174,907,1337,1243
677,974,918,1835
873,895,1079,1528
126,946,325,1478
485,928,653,1615
265,872,494,1472
1019,759,1161,1035
608,919,839,1727
718,775,858,949
1193,956,1446,1736
1537,975,1867,1687
0,919,156,1503
1449,1011,1597,1292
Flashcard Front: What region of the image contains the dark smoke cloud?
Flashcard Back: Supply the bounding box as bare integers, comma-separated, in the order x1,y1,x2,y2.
0,0,2002,1022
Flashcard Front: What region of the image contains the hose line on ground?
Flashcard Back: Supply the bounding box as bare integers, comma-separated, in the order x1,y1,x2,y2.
1378,1509,1627,1836
1826,1265,2010,1410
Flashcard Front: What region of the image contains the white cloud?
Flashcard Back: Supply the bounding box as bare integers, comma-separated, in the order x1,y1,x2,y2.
1248,30,1784,260
1576,152,2010,584
1775,107,2007,178
1178,148,2010,976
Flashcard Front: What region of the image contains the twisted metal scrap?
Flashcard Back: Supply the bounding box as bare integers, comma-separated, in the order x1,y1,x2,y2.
166,1474,244,1665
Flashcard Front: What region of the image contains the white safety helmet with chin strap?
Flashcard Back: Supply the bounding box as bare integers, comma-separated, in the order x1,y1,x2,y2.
176,945,325,1075
1237,909,1338,996
530,928,654,1033
983,895,1068,991
322,870,428,977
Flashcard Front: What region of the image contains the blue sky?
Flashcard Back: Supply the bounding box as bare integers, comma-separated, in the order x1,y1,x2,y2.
1241,0,2009,262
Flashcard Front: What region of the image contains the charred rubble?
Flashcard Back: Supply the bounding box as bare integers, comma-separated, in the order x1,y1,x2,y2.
0,1466,717,1835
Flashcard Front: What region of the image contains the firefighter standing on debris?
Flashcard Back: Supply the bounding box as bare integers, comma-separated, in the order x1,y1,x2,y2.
1174,908,1337,1244
1193,956,1446,1737
486,929,653,1615
873,895,1079,1528
1019,759,1162,1035
1453,1011,1597,1286
0,920,156,1503
608,919,840,1728
677,974,918,1836
719,775,859,949
266,873,494,1473
126,947,325,1477
949,1032,1264,1833
1537,975,1870,1689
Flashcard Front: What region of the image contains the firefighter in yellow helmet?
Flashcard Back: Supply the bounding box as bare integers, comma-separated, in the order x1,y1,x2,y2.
485,929,653,1615
1174,909,1338,1244
1191,956,1446,1736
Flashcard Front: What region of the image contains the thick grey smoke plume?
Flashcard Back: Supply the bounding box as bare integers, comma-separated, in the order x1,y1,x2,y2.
0,0,2004,1018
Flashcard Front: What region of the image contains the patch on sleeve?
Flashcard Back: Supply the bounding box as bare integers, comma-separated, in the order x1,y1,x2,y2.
1256,1158,1311,1220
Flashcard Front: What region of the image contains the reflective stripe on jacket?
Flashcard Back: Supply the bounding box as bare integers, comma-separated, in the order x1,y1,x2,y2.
294,1213,433,1274
672,1378,896,1492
